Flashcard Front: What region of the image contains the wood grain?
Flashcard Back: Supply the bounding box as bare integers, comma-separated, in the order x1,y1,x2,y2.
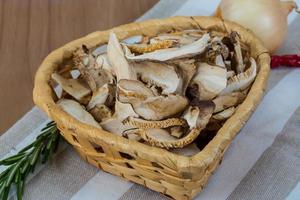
0,0,158,134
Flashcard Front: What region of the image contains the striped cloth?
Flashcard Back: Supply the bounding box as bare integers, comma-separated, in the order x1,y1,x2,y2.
1,1,300,199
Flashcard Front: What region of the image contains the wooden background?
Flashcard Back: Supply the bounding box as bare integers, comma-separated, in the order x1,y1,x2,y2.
0,0,158,134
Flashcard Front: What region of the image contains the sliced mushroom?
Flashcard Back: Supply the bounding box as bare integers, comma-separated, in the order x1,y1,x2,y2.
117,77,188,121
215,54,226,68
221,57,257,95
227,70,236,78
100,118,133,136
100,100,138,135
190,62,227,100
123,116,186,129
213,106,236,121
230,32,245,73
122,129,142,141
51,73,91,102
170,126,184,138
142,128,178,142
169,59,197,94
213,91,246,113
73,47,115,92
57,99,101,128
118,79,155,102
95,54,115,76
190,99,216,129
90,104,112,122
206,40,229,63
132,62,180,95
182,106,200,129
87,84,109,110
107,32,136,81
125,34,210,61
123,94,188,121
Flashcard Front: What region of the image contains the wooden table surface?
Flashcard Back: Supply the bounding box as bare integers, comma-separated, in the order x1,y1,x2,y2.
0,0,158,134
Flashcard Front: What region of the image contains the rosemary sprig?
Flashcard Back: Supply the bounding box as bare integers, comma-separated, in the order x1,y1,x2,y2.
0,121,60,200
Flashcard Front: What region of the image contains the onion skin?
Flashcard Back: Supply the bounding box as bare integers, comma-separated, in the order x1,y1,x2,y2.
216,0,296,53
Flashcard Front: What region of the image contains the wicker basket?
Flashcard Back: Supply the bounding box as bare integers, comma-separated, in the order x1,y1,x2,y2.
33,16,270,200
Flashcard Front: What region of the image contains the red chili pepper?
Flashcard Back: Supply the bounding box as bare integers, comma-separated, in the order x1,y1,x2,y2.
271,54,300,68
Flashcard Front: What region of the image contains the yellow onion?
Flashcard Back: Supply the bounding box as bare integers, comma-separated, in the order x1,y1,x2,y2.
216,0,299,53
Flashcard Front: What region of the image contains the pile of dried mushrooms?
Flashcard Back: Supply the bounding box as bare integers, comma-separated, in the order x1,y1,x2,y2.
51,30,257,155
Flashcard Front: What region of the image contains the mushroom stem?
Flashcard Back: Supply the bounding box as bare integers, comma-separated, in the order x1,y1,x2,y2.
230,32,245,73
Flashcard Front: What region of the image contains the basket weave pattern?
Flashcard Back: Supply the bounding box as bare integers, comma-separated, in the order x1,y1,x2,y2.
33,16,270,200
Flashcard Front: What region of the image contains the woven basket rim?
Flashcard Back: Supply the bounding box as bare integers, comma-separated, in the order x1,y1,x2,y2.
33,16,270,172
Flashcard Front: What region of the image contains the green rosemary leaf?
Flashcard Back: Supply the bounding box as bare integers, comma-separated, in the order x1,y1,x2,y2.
5,158,25,188
20,161,30,175
17,180,24,200
14,169,20,183
29,144,42,166
0,152,27,166
2,187,10,200
0,181,5,197
16,169,23,200
0,169,9,182
47,135,56,150
41,125,53,132
19,143,34,153
42,137,55,164
29,145,43,173
34,131,53,146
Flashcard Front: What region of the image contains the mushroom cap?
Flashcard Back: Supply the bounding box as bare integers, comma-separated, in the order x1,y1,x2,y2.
213,106,236,121
221,57,257,95
118,79,154,102
51,72,91,102
129,94,188,121
133,61,181,95
58,99,101,129
190,62,227,100
213,91,246,113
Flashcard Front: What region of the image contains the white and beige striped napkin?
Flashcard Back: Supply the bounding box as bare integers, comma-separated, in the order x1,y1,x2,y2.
1,0,300,199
